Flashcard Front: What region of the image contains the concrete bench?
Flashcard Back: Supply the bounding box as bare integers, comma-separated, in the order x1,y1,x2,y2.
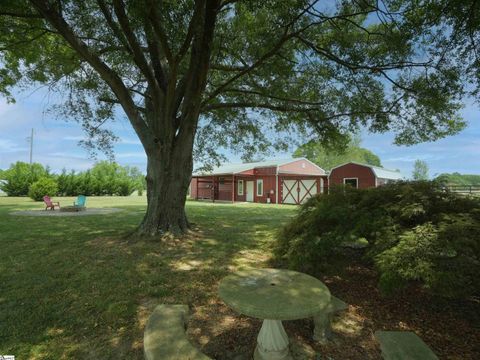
144,304,211,360
313,295,348,342
375,331,439,360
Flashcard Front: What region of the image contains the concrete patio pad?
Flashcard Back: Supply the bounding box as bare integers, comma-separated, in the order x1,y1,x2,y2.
10,208,123,217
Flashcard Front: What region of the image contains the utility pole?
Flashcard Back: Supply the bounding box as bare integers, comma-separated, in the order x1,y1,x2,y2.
27,128,33,165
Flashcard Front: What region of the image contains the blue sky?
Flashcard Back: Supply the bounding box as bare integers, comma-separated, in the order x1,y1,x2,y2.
0,89,478,178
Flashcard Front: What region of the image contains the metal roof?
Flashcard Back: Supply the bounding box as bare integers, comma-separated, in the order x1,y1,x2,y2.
194,158,320,176
331,162,404,180
370,165,404,180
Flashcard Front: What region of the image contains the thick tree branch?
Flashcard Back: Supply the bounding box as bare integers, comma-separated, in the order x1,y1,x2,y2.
99,96,146,113
176,0,219,137
203,102,318,113
112,0,159,96
146,0,174,65
0,30,49,51
203,98,401,120
222,88,326,106
0,10,42,18
144,22,168,91
29,0,154,149
295,34,428,93
96,0,134,57
176,1,203,63
202,28,295,105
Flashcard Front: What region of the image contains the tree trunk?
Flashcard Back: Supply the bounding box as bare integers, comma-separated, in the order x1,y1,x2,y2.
134,103,198,236
133,0,219,237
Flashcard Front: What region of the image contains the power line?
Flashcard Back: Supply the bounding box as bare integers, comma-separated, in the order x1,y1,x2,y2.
26,128,33,165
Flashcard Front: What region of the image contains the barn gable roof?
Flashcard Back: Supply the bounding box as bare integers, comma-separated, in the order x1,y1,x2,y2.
194,158,325,176
331,162,404,180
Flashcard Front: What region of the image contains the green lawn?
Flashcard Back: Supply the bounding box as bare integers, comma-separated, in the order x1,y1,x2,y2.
0,197,296,359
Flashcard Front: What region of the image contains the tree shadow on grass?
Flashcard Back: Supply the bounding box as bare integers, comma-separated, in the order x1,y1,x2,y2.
0,202,296,359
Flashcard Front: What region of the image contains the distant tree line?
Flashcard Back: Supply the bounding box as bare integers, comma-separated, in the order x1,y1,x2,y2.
436,173,480,186
0,161,146,199
293,135,382,170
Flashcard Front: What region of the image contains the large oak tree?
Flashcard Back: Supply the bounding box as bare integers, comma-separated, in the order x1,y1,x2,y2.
0,0,478,235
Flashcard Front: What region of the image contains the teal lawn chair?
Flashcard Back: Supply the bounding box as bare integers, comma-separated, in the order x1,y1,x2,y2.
74,195,86,207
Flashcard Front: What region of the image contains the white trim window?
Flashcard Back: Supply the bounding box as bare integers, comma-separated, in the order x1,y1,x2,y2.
238,179,244,195
256,179,264,196
343,178,358,188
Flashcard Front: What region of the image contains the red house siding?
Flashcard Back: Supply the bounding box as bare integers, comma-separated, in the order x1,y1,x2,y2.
254,167,277,176
329,163,376,189
217,177,233,201
254,175,277,203
279,159,324,175
234,177,248,202
190,160,327,204
190,178,197,198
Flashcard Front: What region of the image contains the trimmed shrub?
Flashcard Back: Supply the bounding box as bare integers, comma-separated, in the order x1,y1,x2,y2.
115,179,136,196
275,181,480,298
28,177,59,201
0,162,48,196
54,163,145,196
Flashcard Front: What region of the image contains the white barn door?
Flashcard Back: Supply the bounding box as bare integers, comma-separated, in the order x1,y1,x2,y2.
298,180,317,203
282,180,297,204
282,179,318,204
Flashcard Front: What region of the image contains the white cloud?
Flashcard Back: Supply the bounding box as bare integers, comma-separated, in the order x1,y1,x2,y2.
63,135,85,141
119,137,141,145
383,154,448,162
0,139,28,153
116,151,146,159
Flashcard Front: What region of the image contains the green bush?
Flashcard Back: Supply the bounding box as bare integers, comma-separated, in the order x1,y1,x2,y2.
55,162,145,196
28,177,59,201
115,179,136,196
0,162,49,196
275,181,480,298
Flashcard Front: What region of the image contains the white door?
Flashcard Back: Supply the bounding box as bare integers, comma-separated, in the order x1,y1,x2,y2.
282,180,297,204
282,179,318,204
246,181,254,202
298,179,317,203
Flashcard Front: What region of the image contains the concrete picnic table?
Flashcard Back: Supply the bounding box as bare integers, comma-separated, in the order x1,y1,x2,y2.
218,268,331,360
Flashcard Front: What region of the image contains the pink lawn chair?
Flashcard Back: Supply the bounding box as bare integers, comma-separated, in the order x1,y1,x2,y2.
43,196,60,210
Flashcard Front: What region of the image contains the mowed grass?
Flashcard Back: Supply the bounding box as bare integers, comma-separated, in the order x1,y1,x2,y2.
0,196,296,359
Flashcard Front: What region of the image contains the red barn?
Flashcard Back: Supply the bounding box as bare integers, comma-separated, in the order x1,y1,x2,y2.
329,162,404,189
190,158,328,204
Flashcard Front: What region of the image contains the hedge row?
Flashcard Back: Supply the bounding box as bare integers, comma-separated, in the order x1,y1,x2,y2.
275,181,480,298
0,161,146,199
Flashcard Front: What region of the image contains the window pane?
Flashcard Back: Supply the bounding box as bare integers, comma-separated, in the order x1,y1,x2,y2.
257,179,263,196
344,179,358,188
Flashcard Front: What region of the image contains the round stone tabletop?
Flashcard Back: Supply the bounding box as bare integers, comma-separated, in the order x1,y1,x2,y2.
218,268,331,321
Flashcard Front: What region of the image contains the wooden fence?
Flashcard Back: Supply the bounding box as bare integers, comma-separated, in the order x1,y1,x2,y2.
445,185,480,194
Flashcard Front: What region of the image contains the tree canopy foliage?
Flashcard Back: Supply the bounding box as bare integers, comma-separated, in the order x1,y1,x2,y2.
28,177,58,200
1,0,476,157
0,162,49,196
412,159,429,180
293,135,381,170
0,0,478,234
